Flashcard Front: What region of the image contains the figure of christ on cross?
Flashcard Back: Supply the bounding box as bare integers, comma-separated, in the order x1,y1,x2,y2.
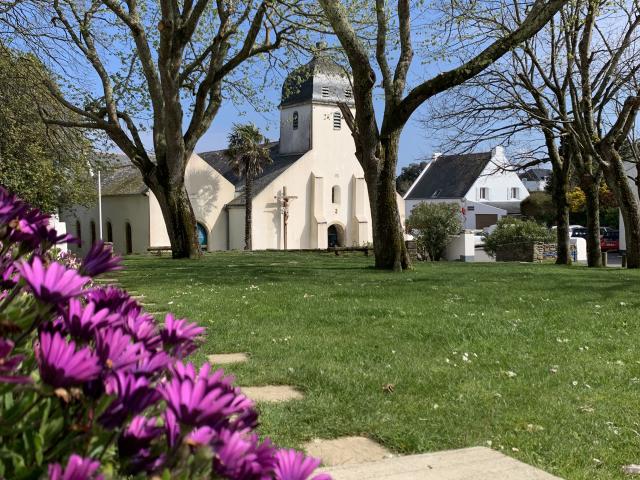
275,186,297,250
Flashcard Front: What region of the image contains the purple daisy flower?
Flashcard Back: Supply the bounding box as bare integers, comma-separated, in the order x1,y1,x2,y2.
86,286,138,317
159,314,204,358
132,351,171,378
160,362,253,428
95,327,145,371
274,450,331,480
124,310,161,350
18,256,90,305
37,331,101,388
48,454,103,480
63,299,118,341
100,371,160,429
0,338,31,384
9,209,54,250
0,255,18,290
186,426,216,447
80,241,122,277
213,429,276,479
164,409,180,449
0,186,28,227
118,416,163,457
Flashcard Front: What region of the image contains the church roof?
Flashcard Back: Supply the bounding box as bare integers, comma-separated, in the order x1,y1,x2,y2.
281,46,355,107
199,142,306,207
99,154,148,196
405,152,493,200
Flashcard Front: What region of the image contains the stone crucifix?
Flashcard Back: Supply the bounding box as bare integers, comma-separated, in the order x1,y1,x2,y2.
275,186,297,250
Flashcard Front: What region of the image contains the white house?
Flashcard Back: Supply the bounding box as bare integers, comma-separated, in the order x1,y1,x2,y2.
403,148,529,230
61,46,404,255
519,168,551,192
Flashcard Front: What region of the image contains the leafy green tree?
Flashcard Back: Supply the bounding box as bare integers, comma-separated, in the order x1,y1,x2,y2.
407,202,462,261
396,161,427,196
226,124,272,250
521,191,554,226
0,46,96,213
483,217,553,257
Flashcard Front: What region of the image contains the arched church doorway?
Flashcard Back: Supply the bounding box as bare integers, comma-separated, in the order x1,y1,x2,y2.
328,224,345,247
125,222,132,254
196,222,208,249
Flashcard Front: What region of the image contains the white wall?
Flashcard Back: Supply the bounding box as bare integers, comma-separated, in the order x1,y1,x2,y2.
464,148,530,203
149,154,236,251
280,104,312,154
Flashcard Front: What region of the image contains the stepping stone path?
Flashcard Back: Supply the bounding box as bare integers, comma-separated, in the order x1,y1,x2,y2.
305,437,393,467
321,446,563,479
241,385,303,403
208,353,249,365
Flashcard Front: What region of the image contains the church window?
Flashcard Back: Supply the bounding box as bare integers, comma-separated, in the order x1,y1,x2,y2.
90,220,96,244
331,185,341,204
125,222,132,254
106,221,113,243
196,222,208,248
333,112,341,130
321,86,330,98
344,88,352,98
292,111,299,130
75,220,81,243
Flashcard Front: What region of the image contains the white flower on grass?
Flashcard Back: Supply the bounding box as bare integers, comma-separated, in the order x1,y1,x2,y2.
572,380,578,386
486,440,493,446
168,301,174,305
620,301,627,306
504,371,517,378
512,447,519,452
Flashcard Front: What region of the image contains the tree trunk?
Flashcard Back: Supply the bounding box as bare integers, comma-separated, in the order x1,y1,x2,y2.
368,135,410,271
244,173,253,251
550,162,571,265
149,178,200,259
599,146,640,268
580,174,602,267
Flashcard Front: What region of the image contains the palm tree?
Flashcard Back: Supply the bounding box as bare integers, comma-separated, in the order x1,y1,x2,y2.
226,123,272,250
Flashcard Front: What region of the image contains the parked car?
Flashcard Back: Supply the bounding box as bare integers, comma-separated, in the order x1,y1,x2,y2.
601,230,619,252
571,228,588,239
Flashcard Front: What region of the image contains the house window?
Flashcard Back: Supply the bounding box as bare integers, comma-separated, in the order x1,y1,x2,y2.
344,88,352,98
75,220,81,244
479,187,489,200
90,220,96,244
106,221,113,243
321,86,330,98
333,112,341,130
331,185,341,204
510,187,520,199
292,111,298,130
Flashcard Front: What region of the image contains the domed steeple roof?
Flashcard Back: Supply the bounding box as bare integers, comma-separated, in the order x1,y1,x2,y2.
281,42,355,107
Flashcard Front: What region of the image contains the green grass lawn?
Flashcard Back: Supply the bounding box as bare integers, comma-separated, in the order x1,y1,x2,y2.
116,252,640,479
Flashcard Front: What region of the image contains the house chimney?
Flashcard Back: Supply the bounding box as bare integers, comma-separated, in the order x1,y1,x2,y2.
432,152,442,161
491,145,505,158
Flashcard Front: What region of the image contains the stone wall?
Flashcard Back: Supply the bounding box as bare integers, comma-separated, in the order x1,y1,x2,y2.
495,242,577,262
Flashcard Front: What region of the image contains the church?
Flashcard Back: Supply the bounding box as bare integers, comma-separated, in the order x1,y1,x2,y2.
62,50,405,256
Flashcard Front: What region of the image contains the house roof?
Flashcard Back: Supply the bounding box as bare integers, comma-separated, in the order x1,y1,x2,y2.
199,142,307,206
281,48,355,108
485,201,522,215
404,152,493,200
519,168,551,182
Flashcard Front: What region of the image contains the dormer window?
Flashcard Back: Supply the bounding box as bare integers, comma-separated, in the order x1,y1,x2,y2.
292,111,298,130
344,88,352,98
333,112,341,130
321,86,330,98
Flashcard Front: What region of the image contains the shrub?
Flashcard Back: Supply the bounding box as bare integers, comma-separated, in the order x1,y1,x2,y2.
407,202,462,261
483,217,554,257
520,191,554,225
0,186,329,480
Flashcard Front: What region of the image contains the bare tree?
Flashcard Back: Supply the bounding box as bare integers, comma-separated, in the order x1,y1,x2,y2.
1,0,307,258
317,0,567,271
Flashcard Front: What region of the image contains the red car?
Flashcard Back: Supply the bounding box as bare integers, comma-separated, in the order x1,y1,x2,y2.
601,230,619,252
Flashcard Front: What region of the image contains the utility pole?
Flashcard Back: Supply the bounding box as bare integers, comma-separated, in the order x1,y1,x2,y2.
98,170,103,240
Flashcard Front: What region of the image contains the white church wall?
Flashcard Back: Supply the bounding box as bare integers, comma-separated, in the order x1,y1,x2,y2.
61,194,150,256
148,154,235,251
228,207,245,250
279,104,312,154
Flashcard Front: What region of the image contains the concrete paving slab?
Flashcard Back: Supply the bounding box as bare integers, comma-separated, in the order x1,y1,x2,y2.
305,437,393,467
241,385,303,403
208,353,249,365
322,447,562,479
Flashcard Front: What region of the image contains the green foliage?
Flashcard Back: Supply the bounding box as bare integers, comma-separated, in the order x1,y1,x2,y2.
407,202,462,261
0,46,97,213
396,161,427,195
520,191,554,225
483,217,554,256
225,123,272,179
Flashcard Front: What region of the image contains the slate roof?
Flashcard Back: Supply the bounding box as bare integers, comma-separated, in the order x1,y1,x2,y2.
485,201,522,215
281,51,355,107
519,167,551,182
199,142,307,206
405,152,493,200
99,154,148,196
